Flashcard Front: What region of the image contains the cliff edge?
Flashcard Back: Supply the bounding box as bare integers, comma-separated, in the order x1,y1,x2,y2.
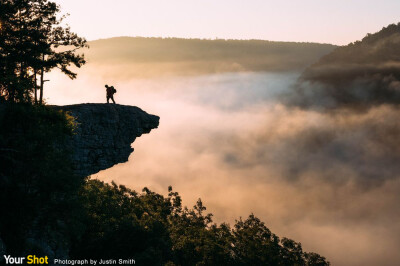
53,103,159,177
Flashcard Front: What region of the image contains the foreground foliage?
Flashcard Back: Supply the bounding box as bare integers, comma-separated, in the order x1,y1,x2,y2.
72,179,330,266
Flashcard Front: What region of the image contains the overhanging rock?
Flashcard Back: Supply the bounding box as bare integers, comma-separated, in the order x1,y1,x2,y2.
53,104,159,177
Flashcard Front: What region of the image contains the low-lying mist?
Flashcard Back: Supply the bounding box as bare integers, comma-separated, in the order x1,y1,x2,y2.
46,61,400,265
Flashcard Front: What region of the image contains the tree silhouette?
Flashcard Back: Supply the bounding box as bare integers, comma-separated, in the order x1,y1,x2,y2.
0,0,87,103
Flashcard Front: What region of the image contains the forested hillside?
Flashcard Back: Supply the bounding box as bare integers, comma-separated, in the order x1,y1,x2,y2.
85,37,336,76
296,23,400,108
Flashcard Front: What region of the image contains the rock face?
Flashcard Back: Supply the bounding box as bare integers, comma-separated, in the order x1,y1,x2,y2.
53,104,159,177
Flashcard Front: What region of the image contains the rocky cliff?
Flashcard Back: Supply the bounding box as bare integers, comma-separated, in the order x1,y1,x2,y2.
53,104,159,177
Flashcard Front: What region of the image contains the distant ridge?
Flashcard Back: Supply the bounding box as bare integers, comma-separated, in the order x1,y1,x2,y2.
84,37,336,75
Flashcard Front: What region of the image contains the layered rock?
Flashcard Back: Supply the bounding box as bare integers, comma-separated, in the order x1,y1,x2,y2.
53,104,159,177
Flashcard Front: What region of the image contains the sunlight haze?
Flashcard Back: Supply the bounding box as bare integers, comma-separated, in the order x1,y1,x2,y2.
54,0,400,45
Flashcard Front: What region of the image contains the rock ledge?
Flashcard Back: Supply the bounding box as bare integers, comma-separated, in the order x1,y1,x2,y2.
53,103,159,177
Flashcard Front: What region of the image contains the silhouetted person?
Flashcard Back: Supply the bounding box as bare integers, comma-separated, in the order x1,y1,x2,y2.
105,84,116,104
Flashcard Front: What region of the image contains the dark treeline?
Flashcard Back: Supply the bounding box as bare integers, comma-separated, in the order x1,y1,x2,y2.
74,179,330,265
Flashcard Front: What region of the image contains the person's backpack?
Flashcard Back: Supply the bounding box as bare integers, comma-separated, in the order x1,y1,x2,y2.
112,86,117,93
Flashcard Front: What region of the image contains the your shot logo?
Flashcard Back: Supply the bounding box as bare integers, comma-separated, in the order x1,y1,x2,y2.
3,255,49,264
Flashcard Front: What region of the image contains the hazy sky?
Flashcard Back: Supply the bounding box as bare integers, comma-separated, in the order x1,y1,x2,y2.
54,0,400,45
